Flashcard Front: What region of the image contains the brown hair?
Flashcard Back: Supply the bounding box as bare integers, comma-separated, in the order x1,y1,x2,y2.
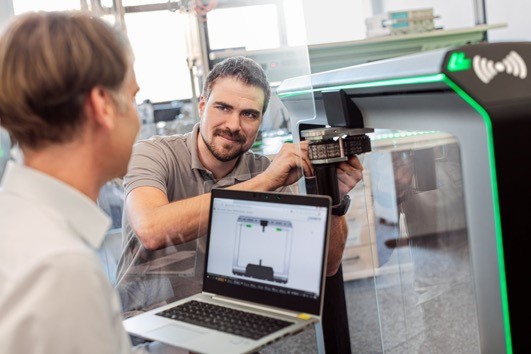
202,56,271,114
0,11,131,149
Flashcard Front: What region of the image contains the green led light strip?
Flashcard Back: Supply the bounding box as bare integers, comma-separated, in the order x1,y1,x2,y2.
278,72,511,352
277,74,446,98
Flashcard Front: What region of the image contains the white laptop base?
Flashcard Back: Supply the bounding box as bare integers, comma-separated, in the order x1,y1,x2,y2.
123,293,323,354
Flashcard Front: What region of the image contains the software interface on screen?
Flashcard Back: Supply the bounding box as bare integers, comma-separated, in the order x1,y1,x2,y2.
207,197,328,299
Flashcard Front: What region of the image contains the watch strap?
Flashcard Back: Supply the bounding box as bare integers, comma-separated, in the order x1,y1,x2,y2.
332,195,351,216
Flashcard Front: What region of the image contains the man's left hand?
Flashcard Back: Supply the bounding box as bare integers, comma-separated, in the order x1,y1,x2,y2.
337,155,364,198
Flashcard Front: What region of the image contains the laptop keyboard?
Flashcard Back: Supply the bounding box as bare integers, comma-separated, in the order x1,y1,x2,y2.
156,300,293,340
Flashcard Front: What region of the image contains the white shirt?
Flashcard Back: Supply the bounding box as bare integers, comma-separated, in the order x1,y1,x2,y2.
0,162,150,354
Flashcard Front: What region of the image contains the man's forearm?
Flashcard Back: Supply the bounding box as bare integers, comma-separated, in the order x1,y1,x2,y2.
128,174,281,251
126,190,211,250
326,215,348,277
229,173,280,192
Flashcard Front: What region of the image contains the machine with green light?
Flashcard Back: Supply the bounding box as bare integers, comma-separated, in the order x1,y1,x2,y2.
277,42,530,353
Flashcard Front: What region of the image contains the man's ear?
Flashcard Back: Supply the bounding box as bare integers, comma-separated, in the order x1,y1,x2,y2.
198,96,206,119
86,86,115,130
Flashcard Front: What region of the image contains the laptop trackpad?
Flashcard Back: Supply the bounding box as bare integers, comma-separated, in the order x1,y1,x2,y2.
147,324,208,343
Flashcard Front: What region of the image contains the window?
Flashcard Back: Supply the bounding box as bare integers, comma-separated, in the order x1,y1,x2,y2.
12,0,80,14
124,10,193,102
12,1,193,103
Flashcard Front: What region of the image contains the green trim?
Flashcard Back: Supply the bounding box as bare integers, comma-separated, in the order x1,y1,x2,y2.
443,76,512,354
277,74,446,98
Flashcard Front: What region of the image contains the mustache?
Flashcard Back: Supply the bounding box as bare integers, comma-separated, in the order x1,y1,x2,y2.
214,128,246,144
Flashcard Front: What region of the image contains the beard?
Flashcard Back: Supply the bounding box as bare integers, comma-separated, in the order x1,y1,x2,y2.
201,127,248,162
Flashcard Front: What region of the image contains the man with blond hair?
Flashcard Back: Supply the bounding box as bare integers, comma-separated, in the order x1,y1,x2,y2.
0,11,183,354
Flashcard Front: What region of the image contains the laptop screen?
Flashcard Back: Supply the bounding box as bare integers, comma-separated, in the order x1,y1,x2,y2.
203,189,331,316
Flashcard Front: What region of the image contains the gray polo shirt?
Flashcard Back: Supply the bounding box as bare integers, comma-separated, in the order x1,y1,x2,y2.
116,124,272,313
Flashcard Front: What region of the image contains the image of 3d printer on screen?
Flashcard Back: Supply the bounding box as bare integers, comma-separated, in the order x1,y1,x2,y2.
206,197,326,300
232,216,293,283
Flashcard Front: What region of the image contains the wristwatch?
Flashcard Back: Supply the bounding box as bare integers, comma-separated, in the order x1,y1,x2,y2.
332,195,351,216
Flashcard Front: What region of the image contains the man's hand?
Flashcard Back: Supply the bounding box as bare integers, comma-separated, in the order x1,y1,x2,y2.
260,141,314,190
337,155,364,199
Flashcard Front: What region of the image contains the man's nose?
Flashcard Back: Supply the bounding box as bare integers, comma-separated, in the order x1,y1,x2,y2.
224,111,241,131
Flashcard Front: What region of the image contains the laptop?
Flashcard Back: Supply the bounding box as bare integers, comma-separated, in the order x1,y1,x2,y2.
123,188,332,354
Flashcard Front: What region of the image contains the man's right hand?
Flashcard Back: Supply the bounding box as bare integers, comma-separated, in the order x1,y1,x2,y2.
260,141,314,190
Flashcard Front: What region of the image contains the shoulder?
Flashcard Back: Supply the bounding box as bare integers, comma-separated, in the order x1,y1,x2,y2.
35,252,106,286
0,196,90,264
130,134,191,166
134,134,188,153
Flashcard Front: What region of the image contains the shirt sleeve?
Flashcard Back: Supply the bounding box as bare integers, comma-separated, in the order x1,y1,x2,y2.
0,252,137,354
124,139,171,198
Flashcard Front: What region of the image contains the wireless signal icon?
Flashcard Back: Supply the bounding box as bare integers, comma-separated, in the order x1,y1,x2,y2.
473,51,528,84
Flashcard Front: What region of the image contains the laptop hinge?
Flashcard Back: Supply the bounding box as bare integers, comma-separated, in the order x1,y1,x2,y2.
209,294,315,320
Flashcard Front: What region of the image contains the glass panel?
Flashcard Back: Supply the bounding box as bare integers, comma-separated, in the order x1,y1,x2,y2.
207,1,315,154
347,129,481,352
114,179,214,318
283,0,306,47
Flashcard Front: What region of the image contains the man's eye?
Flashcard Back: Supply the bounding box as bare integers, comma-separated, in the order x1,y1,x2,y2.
244,112,259,119
216,105,229,111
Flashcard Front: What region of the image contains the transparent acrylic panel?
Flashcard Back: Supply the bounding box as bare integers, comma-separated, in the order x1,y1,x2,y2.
115,178,220,318
205,0,315,140
278,3,381,353
350,129,481,353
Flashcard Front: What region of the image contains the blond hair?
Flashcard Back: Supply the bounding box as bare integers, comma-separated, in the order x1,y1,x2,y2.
0,11,131,149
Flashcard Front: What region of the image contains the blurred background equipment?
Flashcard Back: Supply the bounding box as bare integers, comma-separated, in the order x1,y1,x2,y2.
366,8,440,38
